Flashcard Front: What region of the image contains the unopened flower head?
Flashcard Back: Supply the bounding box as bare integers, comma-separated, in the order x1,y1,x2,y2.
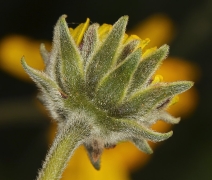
21,15,193,170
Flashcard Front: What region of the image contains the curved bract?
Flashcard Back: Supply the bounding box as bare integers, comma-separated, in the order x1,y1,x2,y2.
21,15,193,172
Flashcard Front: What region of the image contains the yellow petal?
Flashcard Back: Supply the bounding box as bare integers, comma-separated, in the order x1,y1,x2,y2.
142,46,157,58
124,35,150,50
125,34,141,43
70,18,90,45
139,38,150,49
151,74,163,84
98,23,112,41
168,95,180,106
122,33,129,43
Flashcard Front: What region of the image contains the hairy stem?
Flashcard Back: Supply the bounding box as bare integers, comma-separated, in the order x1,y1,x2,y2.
37,120,90,180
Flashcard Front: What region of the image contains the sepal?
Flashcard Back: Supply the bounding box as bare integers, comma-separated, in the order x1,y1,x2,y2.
86,16,128,97
40,43,50,66
84,139,103,170
116,118,173,142
130,44,169,92
95,48,141,110
57,15,84,92
114,81,193,117
131,138,153,154
80,23,99,66
21,57,66,99
158,111,181,124
116,39,140,64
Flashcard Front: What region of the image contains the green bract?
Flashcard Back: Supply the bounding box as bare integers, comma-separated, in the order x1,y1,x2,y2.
21,15,193,178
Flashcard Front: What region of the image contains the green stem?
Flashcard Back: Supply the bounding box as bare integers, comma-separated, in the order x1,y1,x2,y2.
36,120,90,180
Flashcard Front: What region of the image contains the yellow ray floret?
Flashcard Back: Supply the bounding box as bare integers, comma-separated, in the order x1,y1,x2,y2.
168,95,180,106
69,18,90,45
151,75,179,107
98,23,113,41
152,74,163,84
69,18,152,52
124,35,150,49
142,46,157,58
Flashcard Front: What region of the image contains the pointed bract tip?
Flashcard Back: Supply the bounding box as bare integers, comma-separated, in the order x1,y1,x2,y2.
58,14,68,25
20,56,31,75
188,81,194,87
122,15,129,20
116,15,129,25
179,80,194,90
168,130,173,136
40,43,47,54
160,44,169,51
93,161,101,170
158,44,169,56
61,14,67,19
40,43,45,48
175,117,181,124
144,145,153,154
148,149,153,154
160,130,173,141
20,56,26,66
155,130,173,142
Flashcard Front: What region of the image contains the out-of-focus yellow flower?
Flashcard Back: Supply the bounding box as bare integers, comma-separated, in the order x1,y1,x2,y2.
127,14,175,47
0,35,50,81
0,14,199,180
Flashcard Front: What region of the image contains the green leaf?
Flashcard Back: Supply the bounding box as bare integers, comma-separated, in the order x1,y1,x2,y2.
114,81,194,117
58,15,84,92
86,16,128,97
95,48,141,110
130,44,169,92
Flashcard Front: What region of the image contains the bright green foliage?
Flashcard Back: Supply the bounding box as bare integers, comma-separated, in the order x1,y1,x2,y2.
21,15,193,180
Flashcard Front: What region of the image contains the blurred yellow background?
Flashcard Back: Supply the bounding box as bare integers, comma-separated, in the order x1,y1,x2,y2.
0,1,210,180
